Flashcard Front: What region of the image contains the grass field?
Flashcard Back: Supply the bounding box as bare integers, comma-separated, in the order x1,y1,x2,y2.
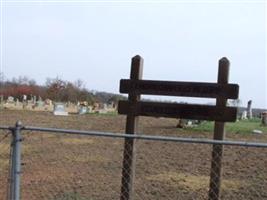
0,110,267,200
188,118,267,134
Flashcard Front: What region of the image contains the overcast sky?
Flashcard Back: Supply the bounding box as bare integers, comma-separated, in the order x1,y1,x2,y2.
0,1,266,108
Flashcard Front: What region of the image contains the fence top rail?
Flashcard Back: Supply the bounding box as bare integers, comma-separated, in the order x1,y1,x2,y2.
0,126,10,130
1,125,267,148
0,125,263,148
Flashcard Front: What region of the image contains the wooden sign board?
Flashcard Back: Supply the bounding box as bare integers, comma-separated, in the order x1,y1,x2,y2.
118,78,239,122
118,100,237,122
120,79,239,99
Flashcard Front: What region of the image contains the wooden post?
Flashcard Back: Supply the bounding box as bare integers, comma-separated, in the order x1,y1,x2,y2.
120,55,143,200
208,57,230,200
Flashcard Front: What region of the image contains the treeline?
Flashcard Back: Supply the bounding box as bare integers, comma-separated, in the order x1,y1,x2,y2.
0,74,126,104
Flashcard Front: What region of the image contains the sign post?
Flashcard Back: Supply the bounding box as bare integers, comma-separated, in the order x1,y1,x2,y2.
208,57,230,200
120,55,143,200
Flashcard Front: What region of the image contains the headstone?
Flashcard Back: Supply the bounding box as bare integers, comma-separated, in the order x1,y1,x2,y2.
36,100,44,107
15,98,19,106
176,119,187,128
45,99,52,106
241,110,247,120
261,112,267,126
22,95,27,102
103,103,108,110
33,96,37,104
187,120,193,126
93,102,99,110
79,106,88,115
176,119,197,128
247,100,252,119
53,103,68,116
252,129,263,134
7,96,14,103
87,106,93,113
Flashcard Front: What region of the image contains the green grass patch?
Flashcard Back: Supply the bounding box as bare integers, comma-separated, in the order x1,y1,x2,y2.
187,118,267,134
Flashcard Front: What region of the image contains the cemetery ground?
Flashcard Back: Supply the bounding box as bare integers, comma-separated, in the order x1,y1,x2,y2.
0,110,267,199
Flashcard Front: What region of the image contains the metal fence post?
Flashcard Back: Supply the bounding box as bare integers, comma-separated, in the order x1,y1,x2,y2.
10,121,22,200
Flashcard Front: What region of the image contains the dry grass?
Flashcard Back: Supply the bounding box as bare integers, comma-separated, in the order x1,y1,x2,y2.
147,172,245,192
61,138,94,145
0,158,9,171
63,154,108,163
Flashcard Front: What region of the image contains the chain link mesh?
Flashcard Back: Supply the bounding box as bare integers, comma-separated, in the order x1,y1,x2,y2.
220,145,267,199
17,132,267,200
20,131,124,200
0,129,12,200
133,141,211,199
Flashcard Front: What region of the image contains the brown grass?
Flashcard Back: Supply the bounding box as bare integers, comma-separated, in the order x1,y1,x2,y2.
147,172,244,192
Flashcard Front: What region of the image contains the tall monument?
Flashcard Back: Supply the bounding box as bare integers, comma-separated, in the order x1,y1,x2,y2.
247,100,252,119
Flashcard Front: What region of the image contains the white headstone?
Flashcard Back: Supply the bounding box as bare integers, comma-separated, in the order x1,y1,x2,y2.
7,96,14,103
15,98,19,106
252,130,263,134
241,111,247,120
53,103,68,116
23,95,27,101
79,106,88,115
247,100,253,119
33,96,37,104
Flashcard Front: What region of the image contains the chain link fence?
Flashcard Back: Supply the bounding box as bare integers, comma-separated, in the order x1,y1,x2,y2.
20,131,124,200
0,124,267,200
0,129,12,200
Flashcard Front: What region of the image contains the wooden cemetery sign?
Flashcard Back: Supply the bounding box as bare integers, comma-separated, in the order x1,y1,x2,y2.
118,55,239,200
